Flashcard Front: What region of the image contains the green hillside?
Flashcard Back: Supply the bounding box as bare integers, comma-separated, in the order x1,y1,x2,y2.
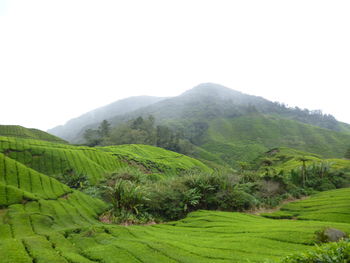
263,187,350,223
2,185,349,262
0,135,211,184
100,144,212,176
62,84,350,169
254,147,350,173
0,125,67,143
48,96,166,142
199,114,350,167
0,151,108,263
0,131,349,261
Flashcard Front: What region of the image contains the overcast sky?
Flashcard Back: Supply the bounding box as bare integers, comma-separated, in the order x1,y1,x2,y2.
0,0,349,131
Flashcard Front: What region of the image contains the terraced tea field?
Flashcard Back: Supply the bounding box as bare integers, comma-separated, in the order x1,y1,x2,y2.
1,205,350,263
263,187,350,223
0,135,211,184
100,144,212,176
0,128,349,262
1,182,350,262
255,147,350,173
0,125,67,143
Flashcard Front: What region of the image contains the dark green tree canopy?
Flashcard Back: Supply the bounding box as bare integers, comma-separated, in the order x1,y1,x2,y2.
345,147,350,159
98,120,111,138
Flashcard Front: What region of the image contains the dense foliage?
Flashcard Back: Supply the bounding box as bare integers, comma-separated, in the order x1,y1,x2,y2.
281,240,350,263
84,117,194,154
97,157,350,223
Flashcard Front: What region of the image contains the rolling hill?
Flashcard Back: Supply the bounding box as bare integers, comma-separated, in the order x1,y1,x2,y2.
50,83,350,168
48,96,166,142
253,147,350,173
0,125,67,144
0,125,349,262
0,128,211,184
1,158,349,263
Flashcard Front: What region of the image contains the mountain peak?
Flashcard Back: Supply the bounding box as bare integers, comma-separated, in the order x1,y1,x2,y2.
181,83,243,99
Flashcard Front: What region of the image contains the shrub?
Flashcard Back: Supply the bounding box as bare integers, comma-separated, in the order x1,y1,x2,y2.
281,240,350,263
101,179,152,224
57,169,89,190
216,189,257,211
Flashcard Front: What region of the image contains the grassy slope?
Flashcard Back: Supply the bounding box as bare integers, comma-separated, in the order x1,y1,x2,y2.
100,144,212,176
0,136,211,184
262,187,350,223
25,192,350,263
0,125,67,144
254,147,350,173
0,132,349,262
0,139,349,262
0,150,108,263
64,187,350,263
2,185,350,263
200,114,350,167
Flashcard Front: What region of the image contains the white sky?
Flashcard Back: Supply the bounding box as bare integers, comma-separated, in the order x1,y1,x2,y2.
0,0,349,131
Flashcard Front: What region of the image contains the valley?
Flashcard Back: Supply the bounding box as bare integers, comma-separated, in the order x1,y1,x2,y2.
1,84,350,262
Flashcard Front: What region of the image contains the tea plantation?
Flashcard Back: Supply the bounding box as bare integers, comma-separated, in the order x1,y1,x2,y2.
0,131,349,262
0,125,67,144
262,187,350,223
0,135,211,184
1,187,350,262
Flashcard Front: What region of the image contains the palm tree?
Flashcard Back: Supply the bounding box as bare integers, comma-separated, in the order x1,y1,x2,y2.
298,156,310,187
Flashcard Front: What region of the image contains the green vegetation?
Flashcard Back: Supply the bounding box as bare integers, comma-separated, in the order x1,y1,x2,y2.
281,240,350,263
345,146,350,159
101,144,211,176
2,185,350,263
0,135,210,184
98,171,258,223
86,117,193,155
95,148,349,223
48,96,165,142
262,188,350,223
1,122,350,262
0,125,67,143
200,115,350,167
53,84,350,170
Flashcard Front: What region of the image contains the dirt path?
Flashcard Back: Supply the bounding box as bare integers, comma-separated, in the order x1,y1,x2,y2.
247,196,309,215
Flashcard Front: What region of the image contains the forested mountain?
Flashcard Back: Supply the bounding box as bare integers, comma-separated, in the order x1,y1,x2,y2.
106,83,350,132
48,96,166,142
52,83,350,167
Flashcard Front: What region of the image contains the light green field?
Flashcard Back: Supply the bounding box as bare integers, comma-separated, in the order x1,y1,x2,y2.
0,125,67,143
199,115,350,167
1,201,350,263
1,153,349,263
262,187,350,223
0,136,211,184
255,147,350,173
100,144,212,176
0,132,349,262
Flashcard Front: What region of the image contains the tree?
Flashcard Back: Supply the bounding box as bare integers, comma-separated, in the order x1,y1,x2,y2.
83,129,101,146
98,120,111,138
345,147,350,159
298,156,310,187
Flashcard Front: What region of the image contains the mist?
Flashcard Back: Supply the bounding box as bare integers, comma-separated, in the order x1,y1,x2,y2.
0,0,349,130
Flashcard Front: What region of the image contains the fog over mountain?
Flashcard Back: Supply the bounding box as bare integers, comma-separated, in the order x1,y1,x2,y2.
48,96,166,142
50,83,350,142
